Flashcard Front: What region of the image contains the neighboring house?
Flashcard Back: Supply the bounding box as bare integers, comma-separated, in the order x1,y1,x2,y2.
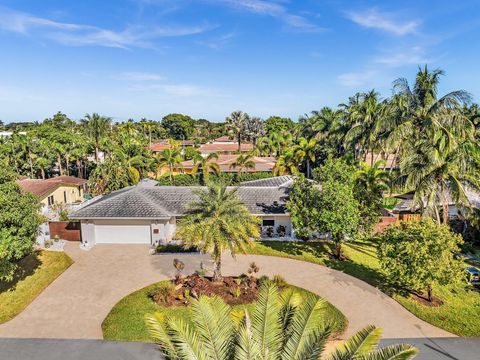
181,154,276,173
149,140,195,152
0,131,27,137
198,143,253,156
17,175,88,207
70,175,294,247
364,152,397,170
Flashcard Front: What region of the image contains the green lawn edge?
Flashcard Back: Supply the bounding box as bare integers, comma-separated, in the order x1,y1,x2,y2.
247,240,480,337
0,250,74,324
102,280,347,342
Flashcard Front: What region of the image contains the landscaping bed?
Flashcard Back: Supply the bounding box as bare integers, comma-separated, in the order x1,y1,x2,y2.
0,250,73,324
102,274,347,342
247,239,480,337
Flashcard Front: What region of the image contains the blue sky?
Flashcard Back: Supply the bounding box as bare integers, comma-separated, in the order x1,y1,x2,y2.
0,0,479,122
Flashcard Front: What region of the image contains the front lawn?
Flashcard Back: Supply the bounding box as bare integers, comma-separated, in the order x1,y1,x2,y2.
0,250,73,324
248,239,480,337
102,280,347,342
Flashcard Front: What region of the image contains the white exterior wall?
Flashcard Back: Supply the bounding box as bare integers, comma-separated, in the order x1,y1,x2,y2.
81,221,96,246
260,215,293,238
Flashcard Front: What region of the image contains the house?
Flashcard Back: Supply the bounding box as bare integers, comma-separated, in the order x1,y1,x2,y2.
70,175,295,247
364,152,397,170
181,154,276,173
17,175,88,207
149,140,196,152
198,143,253,156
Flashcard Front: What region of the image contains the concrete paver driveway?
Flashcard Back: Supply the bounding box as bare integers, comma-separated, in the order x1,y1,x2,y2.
0,242,452,340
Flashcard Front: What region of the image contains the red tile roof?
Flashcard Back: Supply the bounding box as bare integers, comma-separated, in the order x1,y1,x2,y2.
182,154,275,173
199,143,253,153
212,136,234,142
149,140,195,152
17,176,87,198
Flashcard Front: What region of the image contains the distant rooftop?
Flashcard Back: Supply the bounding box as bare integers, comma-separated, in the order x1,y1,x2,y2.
17,175,87,198
182,154,275,173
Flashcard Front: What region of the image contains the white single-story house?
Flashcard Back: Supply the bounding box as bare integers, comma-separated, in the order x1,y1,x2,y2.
70,176,295,247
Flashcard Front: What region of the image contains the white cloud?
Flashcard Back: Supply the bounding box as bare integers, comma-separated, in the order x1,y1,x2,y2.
0,6,212,48
216,0,325,32
347,8,419,35
375,46,431,67
337,70,390,88
197,32,237,49
116,72,164,81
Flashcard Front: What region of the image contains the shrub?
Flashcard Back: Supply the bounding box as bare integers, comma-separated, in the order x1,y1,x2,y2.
272,274,288,289
276,225,286,237
265,226,274,237
156,172,273,186
149,282,175,304
230,287,241,298
378,219,464,302
156,243,198,253
247,262,260,277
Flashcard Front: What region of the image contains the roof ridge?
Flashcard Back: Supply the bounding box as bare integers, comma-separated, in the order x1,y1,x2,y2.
136,187,172,216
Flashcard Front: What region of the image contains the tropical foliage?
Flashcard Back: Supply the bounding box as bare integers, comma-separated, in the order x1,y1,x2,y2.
146,282,418,360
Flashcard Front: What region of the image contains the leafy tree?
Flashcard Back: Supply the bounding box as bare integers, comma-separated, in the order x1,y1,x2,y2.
175,184,260,281
244,116,266,146
378,219,464,302
292,137,316,178
191,152,220,184
355,160,391,234
273,150,300,176
146,282,418,360
0,168,42,281
265,115,294,134
161,113,195,140
156,148,184,183
286,175,320,240
226,111,249,151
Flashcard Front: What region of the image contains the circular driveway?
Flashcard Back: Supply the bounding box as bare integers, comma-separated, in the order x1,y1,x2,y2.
0,243,452,340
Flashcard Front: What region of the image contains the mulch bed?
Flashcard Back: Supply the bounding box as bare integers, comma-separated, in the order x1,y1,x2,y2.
152,274,260,307
410,290,444,307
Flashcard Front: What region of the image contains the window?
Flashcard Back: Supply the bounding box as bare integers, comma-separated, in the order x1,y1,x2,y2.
48,195,54,206
64,191,67,203
262,219,275,227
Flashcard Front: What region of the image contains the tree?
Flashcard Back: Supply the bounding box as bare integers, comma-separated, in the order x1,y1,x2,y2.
244,116,266,146
191,152,220,184
273,150,301,176
292,137,316,178
226,111,249,151
156,148,184,183
378,219,464,302
355,160,391,234
161,113,195,140
229,153,256,174
146,282,418,360
265,115,294,134
286,175,320,240
81,113,112,163
175,184,260,281
0,168,42,281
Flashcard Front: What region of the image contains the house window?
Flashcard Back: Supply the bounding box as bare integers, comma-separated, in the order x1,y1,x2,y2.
48,195,54,206
64,191,67,203
262,219,275,227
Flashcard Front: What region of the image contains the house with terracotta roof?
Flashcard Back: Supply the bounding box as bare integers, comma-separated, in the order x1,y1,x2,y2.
148,140,195,152
17,175,88,207
181,154,276,173
198,142,253,156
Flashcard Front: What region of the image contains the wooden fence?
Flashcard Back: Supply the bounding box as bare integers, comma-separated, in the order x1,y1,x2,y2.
48,221,82,241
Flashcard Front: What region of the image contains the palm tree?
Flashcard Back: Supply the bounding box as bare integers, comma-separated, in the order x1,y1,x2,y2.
292,137,316,178
81,113,112,163
229,153,256,174
273,150,301,176
35,157,50,179
156,148,184,183
192,152,220,184
356,160,391,198
146,283,418,360
175,184,260,281
226,111,249,152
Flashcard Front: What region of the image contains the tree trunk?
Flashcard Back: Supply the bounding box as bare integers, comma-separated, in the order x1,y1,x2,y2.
237,135,241,152
389,145,401,174
427,284,433,302
65,156,70,176
335,242,342,259
95,144,99,164
41,168,45,180
434,206,441,225
306,159,311,179
57,154,63,175
28,154,34,179
76,160,83,178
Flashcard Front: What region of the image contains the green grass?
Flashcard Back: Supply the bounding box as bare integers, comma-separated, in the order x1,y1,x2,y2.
248,239,480,337
0,250,73,324
102,280,347,342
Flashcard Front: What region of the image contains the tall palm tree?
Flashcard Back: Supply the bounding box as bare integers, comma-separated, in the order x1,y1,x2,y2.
292,137,316,178
226,111,249,152
81,113,112,163
192,152,220,184
229,153,256,174
356,160,391,198
146,283,418,360
156,148,184,183
175,184,260,281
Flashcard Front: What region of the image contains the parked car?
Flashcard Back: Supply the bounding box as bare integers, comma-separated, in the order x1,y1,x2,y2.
465,267,480,286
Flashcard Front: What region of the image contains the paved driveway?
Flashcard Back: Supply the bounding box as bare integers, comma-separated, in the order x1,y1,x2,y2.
0,243,452,340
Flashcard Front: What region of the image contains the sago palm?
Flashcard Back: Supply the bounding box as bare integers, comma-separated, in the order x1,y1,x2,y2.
175,184,260,281
146,283,418,360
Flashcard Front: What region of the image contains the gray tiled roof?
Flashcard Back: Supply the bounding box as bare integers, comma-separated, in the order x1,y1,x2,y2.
70,184,290,219
239,175,293,188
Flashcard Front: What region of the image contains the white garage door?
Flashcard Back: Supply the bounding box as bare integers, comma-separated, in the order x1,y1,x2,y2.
94,221,151,244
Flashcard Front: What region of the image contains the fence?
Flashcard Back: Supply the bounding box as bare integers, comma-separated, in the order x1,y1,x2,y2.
48,221,82,241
